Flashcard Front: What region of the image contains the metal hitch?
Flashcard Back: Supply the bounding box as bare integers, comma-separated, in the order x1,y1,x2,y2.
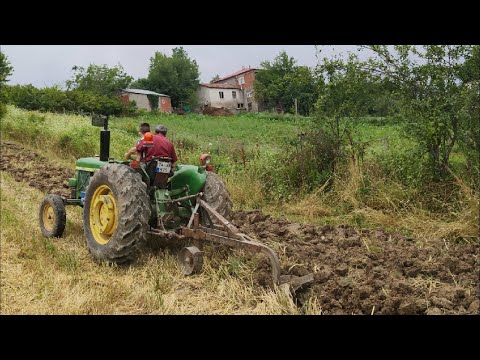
178,197,314,293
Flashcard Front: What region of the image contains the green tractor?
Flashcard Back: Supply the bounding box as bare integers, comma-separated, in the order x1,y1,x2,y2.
39,115,312,291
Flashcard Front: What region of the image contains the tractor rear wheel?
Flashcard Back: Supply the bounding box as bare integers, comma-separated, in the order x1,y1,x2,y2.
83,164,151,264
39,194,66,238
203,172,233,223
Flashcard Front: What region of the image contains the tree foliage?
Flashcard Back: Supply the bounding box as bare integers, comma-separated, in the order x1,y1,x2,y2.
314,45,479,184
0,51,14,119
210,74,220,83
362,45,477,181
0,51,13,84
5,84,135,116
143,47,200,108
254,51,318,116
66,64,133,97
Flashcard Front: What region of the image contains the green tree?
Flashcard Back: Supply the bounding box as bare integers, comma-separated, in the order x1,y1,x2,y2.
130,77,150,89
254,51,319,115
362,45,477,181
458,45,480,83
210,74,220,83
66,64,133,97
146,47,200,107
314,51,381,169
0,51,14,119
0,51,13,84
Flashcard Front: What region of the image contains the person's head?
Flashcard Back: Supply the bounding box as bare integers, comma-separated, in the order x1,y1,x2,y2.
139,122,150,135
155,124,168,136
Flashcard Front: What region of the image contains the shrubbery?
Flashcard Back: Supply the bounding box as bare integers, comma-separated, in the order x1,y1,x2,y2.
4,84,136,116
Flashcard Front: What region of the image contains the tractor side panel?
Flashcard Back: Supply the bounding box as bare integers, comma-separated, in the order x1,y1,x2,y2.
75,157,108,199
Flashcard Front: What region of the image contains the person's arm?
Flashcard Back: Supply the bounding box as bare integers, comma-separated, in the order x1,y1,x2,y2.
135,140,145,162
124,146,137,160
135,150,142,162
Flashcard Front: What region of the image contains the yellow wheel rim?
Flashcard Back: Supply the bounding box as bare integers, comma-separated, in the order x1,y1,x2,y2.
89,185,118,245
43,204,55,232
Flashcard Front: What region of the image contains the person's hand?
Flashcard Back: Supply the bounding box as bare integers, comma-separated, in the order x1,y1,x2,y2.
124,153,130,160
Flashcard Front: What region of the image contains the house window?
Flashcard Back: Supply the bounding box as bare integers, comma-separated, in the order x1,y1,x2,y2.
247,90,253,98
219,91,224,99
238,76,245,85
237,103,244,109
232,91,236,99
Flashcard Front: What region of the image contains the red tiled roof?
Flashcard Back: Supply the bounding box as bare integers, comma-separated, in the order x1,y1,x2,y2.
213,67,258,83
200,83,241,89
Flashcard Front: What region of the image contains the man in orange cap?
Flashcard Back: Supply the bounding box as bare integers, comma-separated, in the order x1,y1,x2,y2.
124,122,151,161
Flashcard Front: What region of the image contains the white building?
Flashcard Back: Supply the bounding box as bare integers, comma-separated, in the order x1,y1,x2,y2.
196,83,246,114
120,89,172,112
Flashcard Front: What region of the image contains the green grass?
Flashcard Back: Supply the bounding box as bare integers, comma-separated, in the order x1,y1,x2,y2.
1,106,311,166
113,111,313,152
1,106,476,242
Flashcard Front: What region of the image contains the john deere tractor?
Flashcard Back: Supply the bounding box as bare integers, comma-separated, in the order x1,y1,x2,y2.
39,115,312,291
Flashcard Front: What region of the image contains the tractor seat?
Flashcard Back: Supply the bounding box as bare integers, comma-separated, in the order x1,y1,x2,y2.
146,157,173,188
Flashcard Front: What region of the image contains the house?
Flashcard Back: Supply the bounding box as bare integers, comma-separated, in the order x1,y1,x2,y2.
197,66,264,113
120,89,172,113
197,83,245,113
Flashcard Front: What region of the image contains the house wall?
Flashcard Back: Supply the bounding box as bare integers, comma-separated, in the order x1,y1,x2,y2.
215,70,260,112
126,93,151,111
121,92,172,113
197,86,245,111
159,96,172,112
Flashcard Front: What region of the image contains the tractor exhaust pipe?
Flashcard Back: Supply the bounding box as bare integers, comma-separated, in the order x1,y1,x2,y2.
92,115,110,162
100,129,110,162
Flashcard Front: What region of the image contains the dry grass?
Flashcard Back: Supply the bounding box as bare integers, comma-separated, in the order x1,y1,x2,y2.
335,159,364,208
0,171,317,315
224,172,266,210
275,158,479,243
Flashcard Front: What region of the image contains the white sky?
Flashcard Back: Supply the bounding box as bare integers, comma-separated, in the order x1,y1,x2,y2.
1,45,360,88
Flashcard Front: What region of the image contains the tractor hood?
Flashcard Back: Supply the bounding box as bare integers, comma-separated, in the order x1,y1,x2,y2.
76,157,108,172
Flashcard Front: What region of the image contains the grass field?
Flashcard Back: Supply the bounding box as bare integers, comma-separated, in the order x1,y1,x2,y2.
1,106,476,241
1,106,478,314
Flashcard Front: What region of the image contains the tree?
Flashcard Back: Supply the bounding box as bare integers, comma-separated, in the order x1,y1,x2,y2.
210,74,220,83
130,77,150,89
254,51,318,115
66,64,133,97
313,51,381,169
0,51,13,119
458,45,480,83
457,45,480,188
146,47,200,108
361,45,477,181
0,51,13,84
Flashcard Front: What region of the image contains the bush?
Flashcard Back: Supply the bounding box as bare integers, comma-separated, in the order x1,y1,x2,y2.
4,84,136,116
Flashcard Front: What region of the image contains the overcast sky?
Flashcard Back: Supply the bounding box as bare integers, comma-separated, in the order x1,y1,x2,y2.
1,45,360,88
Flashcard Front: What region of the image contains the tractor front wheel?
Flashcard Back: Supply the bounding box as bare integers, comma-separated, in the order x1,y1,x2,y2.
83,164,151,264
39,194,66,238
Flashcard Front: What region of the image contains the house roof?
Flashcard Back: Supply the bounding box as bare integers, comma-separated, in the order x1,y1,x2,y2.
200,83,241,89
122,88,170,97
213,67,258,83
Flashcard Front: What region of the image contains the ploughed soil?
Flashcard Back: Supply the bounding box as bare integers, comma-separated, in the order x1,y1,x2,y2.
0,141,73,198
1,140,478,314
231,211,479,314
